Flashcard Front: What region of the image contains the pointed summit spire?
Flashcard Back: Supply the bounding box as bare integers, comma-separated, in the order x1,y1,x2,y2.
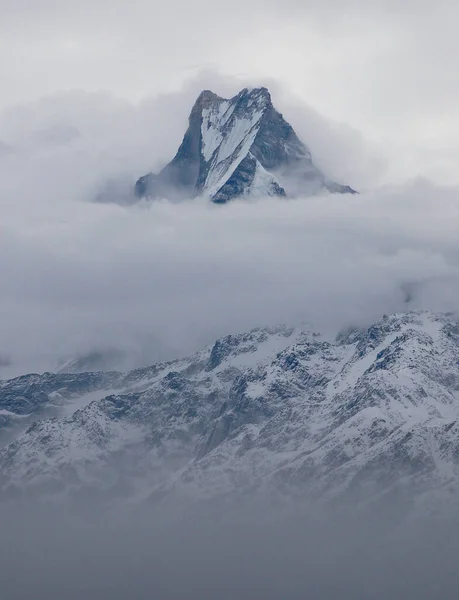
135,87,356,203
191,90,223,116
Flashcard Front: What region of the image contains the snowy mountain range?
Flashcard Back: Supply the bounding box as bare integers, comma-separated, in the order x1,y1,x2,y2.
2,310,459,519
135,87,356,203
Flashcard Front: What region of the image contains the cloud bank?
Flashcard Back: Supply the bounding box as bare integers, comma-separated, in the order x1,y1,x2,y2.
0,77,458,377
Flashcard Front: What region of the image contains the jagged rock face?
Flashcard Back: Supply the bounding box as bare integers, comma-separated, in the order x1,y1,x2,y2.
3,312,459,518
135,87,356,203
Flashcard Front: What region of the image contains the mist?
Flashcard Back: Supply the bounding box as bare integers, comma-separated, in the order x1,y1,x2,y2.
0,76,459,377
1,497,459,600
2,0,459,190
2,185,459,377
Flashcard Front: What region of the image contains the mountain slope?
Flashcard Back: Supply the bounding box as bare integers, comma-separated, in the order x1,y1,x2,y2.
2,312,459,516
135,87,356,203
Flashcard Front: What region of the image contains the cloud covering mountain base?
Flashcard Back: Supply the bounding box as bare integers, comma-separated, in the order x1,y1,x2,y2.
1,180,459,376
0,76,458,378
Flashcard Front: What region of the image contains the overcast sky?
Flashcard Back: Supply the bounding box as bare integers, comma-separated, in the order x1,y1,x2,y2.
1,0,458,184
0,0,458,375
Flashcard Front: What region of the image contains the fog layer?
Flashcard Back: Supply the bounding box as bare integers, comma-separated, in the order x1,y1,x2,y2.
1,500,459,600
0,79,458,376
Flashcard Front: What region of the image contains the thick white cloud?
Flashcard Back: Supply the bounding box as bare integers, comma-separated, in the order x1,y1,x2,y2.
0,78,459,376
2,179,459,377
0,70,458,377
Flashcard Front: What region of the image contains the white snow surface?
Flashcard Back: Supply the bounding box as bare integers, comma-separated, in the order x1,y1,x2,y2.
202,110,262,197
200,91,270,198
200,100,233,162
2,311,459,518
246,156,283,197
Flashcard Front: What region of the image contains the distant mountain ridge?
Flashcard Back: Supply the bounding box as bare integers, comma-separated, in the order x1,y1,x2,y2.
135,87,356,203
2,311,459,521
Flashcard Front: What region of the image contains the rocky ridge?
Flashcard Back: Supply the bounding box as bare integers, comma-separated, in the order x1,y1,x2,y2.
135,87,355,203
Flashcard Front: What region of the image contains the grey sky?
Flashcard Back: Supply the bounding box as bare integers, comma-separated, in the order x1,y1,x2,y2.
1,0,458,183
0,0,458,375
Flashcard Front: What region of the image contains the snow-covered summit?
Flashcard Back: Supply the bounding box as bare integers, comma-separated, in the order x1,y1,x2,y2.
135,87,356,203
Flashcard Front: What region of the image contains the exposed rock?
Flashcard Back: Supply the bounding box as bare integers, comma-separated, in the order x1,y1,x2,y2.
135,87,356,203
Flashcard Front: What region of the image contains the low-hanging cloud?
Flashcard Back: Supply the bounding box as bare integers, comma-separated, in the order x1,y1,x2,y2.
0,76,458,377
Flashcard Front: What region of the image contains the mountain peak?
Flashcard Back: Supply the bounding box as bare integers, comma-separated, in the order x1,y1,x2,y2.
192,89,223,112
237,86,272,107
190,87,272,126
135,87,356,203
243,85,272,101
